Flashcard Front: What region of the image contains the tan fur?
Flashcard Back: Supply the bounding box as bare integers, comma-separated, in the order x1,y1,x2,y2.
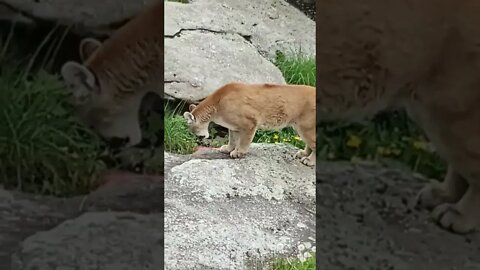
60,1,163,146
183,82,316,166
317,0,480,233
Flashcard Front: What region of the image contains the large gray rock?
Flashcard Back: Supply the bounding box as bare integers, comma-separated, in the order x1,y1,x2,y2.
11,212,163,270
0,0,156,34
164,143,316,269
1,173,163,268
3,155,480,269
164,31,286,101
164,0,315,101
165,0,315,59
0,3,32,23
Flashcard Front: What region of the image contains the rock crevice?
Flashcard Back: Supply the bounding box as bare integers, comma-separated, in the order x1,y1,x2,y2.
165,27,253,44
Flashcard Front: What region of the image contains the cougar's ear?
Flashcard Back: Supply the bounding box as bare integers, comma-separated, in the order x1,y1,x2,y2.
189,104,197,112
61,61,96,88
61,61,97,102
183,112,195,124
79,38,102,62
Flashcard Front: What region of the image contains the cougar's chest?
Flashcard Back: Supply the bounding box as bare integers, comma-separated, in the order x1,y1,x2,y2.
212,117,238,131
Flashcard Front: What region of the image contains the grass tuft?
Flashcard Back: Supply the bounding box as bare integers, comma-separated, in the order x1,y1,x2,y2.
271,256,315,270
275,51,316,86
0,65,106,196
164,103,198,154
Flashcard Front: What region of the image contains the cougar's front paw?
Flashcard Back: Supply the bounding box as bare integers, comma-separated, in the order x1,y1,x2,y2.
432,203,478,234
219,144,234,153
230,149,247,159
414,181,459,210
294,150,308,159
300,156,315,167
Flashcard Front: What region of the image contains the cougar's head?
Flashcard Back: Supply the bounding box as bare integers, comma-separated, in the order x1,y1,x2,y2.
61,38,142,147
183,104,210,138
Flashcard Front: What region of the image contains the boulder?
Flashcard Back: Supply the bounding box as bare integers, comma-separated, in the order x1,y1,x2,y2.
3,154,480,269
0,0,156,35
11,212,163,270
164,0,315,101
164,30,286,101
164,143,316,269
164,0,315,59
0,172,163,268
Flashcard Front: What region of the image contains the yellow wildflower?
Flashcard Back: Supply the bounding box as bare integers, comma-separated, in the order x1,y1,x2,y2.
294,136,301,141
413,140,427,150
346,134,362,148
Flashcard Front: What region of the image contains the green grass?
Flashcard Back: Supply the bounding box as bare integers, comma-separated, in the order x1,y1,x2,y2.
271,256,315,270
0,64,107,196
164,103,198,154
0,25,169,196
254,129,305,149
274,51,316,86
0,26,118,196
